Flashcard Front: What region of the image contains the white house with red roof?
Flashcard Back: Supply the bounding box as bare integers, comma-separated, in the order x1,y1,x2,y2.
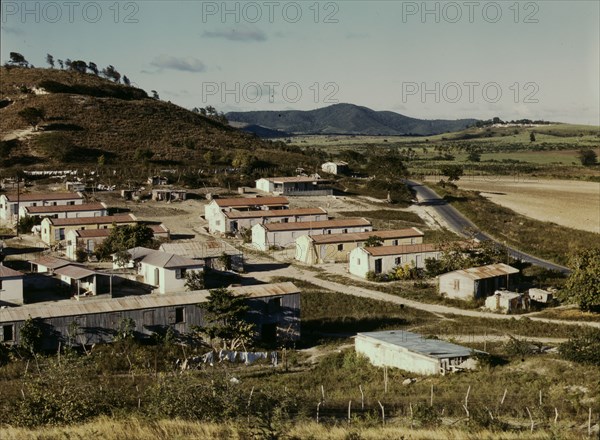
0,192,84,223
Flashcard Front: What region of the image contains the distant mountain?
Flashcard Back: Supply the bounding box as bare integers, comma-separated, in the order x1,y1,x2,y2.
227,103,478,137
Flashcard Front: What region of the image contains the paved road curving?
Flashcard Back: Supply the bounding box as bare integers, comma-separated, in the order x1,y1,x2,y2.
404,179,571,274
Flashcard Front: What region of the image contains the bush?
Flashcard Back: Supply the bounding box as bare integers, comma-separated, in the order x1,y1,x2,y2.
559,328,600,366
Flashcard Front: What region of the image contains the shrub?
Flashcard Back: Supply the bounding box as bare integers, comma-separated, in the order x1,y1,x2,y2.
559,328,600,366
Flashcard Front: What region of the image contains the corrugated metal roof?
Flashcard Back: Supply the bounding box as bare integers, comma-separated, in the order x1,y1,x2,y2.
0,282,300,322
262,218,371,232
365,243,439,257
225,207,326,220
0,265,24,278
24,202,106,214
444,263,519,280
32,256,72,270
4,192,83,202
48,214,136,226
356,330,472,359
159,240,241,259
309,228,424,244
214,196,289,207
54,265,97,280
140,250,203,269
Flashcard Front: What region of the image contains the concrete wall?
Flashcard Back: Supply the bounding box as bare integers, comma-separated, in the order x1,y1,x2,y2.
255,179,273,193
438,273,475,300
0,276,24,305
139,263,203,294
355,336,440,376
20,206,107,219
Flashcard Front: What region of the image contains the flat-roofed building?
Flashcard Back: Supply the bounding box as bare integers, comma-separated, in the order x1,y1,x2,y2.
41,214,137,246
252,218,372,251
19,202,108,220
223,207,328,234
0,265,25,305
355,330,476,375
349,243,442,279
295,228,424,265
204,196,289,234
255,176,332,196
0,192,84,223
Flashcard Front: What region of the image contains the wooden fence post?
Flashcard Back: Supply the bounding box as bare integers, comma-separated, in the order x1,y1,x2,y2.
359,385,365,410
378,400,385,426
348,400,352,425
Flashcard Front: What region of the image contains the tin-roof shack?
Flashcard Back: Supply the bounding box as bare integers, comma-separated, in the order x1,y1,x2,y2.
438,263,519,300
0,282,301,350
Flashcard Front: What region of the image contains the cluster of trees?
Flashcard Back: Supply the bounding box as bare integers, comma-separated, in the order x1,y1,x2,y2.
95,224,157,261
425,240,508,277
561,248,600,312
192,105,228,124
474,117,552,127
578,148,598,166
4,52,131,85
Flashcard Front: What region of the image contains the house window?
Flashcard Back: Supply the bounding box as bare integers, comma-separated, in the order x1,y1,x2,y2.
327,230,331,234
395,257,402,265
392,240,399,246
337,244,343,251
0,280,3,290
215,220,221,226
175,268,187,279
67,201,75,206
342,229,348,234
356,258,360,265
175,307,185,323
411,238,416,244
453,279,460,290
2,324,14,342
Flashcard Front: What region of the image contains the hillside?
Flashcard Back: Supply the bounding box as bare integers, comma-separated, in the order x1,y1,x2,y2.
0,67,309,171
227,103,478,136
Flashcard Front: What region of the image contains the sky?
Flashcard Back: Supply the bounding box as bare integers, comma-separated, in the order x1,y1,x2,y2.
1,1,599,124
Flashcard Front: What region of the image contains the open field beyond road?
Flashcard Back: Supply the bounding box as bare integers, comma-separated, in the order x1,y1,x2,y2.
450,177,600,234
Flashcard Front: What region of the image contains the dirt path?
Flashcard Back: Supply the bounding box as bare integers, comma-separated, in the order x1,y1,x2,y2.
243,254,600,329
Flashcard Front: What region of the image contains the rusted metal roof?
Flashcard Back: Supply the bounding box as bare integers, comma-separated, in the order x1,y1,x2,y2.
309,228,424,244
48,214,136,226
24,202,106,214
225,207,327,220
0,282,300,322
365,243,440,257
54,265,97,280
4,192,83,202
214,196,289,208
262,218,371,232
0,265,24,278
444,263,519,280
31,256,72,270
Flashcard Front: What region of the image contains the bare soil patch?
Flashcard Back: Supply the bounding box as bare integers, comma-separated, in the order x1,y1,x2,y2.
451,177,600,233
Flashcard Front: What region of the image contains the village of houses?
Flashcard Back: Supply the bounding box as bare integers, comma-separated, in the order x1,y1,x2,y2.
0,162,556,376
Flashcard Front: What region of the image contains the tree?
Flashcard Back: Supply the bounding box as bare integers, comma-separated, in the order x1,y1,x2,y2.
185,271,205,290
562,248,600,311
529,132,536,142
87,62,99,76
367,150,408,202
20,317,44,354
578,149,598,166
101,65,121,83
69,60,87,74
559,328,600,366
123,75,131,86
57,59,64,69
18,107,45,130
364,235,383,247
9,52,28,67
151,90,160,100
440,164,464,182
134,148,154,163
197,288,255,351
95,224,156,260
467,150,481,162
46,54,55,68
